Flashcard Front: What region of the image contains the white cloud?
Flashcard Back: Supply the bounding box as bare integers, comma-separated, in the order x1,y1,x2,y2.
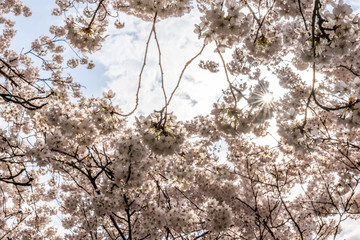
93,11,229,121
338,218,360,240
345,0,360,14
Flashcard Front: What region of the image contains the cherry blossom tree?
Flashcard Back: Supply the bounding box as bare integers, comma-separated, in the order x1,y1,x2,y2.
1,0,360,239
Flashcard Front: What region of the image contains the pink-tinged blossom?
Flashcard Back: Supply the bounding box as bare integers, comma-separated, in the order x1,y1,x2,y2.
1,0,360,239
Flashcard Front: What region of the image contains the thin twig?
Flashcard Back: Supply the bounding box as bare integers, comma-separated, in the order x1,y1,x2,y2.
88,0,106,28
162,43,206,111
153,21,168,114
117,12,158,117
216,42,237,108
253,0,277,43
297,0,309,33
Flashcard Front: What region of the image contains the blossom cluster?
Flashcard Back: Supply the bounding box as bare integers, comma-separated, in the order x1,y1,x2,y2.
114,0,193,21
2,0,360,239
194,1,252,49
136,112,185,155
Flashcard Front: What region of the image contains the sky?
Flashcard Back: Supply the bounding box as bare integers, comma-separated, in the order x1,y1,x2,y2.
8,0,360,239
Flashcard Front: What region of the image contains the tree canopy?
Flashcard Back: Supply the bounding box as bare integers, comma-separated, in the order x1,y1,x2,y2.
1,0,360,239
